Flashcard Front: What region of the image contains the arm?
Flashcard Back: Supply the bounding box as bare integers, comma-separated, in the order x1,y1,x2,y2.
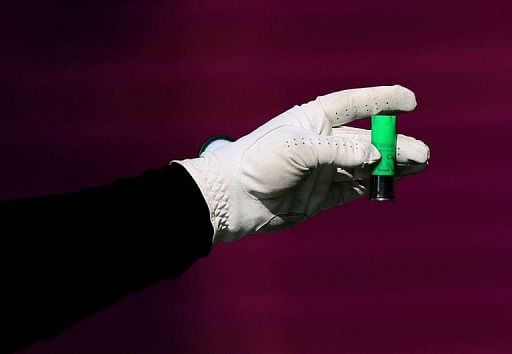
0,163,212,353
0,84,430,353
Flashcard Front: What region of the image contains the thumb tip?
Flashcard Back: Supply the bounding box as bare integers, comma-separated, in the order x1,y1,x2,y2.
367,145,381,163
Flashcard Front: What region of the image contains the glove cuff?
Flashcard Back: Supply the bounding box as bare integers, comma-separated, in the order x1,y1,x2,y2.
171,158,232,243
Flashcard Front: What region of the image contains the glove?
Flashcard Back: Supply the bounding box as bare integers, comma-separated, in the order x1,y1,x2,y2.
173,85,430,243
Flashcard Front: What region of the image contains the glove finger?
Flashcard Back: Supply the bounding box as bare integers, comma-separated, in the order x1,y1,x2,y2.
321,162,429,211
332,126,430,164
320,181,368,211
302,165,338,217
316,85,417,127
334,162,429,182
395,162,429,178
296,135,381,169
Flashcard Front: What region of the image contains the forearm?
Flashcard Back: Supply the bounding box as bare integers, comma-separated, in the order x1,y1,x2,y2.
0,163,213,353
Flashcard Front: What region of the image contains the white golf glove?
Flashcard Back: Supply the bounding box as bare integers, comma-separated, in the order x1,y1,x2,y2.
173,85,430,243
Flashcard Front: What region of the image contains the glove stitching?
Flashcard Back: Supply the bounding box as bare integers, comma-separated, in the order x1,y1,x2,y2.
237,123,289,203
202,164,230,233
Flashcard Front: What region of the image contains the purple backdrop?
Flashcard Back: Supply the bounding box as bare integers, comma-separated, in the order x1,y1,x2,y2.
2,1,512,353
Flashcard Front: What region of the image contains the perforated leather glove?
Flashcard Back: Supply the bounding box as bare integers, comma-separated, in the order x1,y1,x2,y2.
173,85,430,243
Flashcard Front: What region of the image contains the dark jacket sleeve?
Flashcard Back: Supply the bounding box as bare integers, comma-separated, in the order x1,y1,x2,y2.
0,162,213,353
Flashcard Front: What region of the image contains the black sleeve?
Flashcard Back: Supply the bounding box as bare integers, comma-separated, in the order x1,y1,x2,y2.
0,163,213,354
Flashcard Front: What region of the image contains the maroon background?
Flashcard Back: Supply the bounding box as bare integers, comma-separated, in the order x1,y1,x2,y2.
2,1,512,353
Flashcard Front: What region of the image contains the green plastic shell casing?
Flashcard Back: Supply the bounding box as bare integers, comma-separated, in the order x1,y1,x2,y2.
371,115,397,176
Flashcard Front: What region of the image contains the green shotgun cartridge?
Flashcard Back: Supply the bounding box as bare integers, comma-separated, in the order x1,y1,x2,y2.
370,114,397,201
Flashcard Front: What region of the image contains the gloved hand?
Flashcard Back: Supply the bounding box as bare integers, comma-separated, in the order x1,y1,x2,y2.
173,85,430,243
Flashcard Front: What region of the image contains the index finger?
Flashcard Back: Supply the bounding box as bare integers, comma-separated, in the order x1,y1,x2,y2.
317,85,417,127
